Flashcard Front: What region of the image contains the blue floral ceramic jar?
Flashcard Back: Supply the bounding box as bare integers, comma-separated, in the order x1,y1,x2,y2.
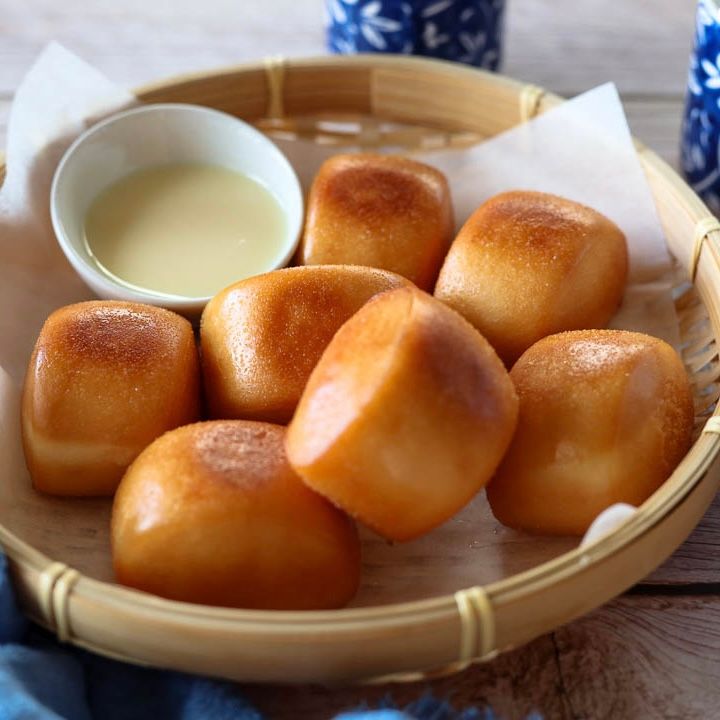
326,0,506,70
682,0,720,214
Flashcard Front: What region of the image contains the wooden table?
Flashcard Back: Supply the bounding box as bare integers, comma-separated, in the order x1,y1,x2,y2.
1,1,716,717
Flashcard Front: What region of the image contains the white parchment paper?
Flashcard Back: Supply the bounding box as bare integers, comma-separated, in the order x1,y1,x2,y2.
0,44,136,384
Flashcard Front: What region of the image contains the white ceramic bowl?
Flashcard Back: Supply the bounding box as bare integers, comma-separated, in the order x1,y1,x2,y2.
50,103,304,316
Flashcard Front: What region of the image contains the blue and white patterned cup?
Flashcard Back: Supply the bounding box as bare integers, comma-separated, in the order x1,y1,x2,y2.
682,0,720,214
326,0,506,71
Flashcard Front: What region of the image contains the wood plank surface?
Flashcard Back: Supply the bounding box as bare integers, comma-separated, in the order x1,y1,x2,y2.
0,0,325,97
505,1,696,96
243,635,566,720
241,595,720,720
553,594,720,720
0,0,697,97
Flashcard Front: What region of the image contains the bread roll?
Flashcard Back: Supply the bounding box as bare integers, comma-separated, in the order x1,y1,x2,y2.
201,265,410,423
286,286,519,542
300,153,453,290
22,301,200,496
487,330,694,536
434,191,629,365
112,421,361,610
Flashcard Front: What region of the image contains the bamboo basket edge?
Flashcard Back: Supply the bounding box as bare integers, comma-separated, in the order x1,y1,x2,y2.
0,54,717,683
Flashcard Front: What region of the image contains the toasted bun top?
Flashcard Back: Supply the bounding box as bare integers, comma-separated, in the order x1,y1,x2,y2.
510,329,694,469
455,190,626,272
200,265,411,420
313,153,449,224
36,300,192,369
512,328,682,381
147,420,290,489
302,153,453,289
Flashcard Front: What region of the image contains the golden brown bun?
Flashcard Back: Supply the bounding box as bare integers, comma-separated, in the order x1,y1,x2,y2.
112,420,361,610
201,264,410,423
487,330,694,536
286,286,519,542
300,153,454,290
434,191,629,365
22,301,200,496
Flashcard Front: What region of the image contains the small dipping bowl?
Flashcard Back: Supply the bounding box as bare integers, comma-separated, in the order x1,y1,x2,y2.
51,103,304,316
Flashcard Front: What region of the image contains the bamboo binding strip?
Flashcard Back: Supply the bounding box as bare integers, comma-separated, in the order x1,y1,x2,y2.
37,562,79,643
691,217,720,282
362,587,495,685
519,84,546,122
454,586,496,664
263,55,286,120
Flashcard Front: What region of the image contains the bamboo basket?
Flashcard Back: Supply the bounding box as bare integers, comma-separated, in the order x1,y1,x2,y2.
2,54,720,685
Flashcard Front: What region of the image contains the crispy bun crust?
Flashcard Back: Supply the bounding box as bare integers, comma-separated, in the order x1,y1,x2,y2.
435,191,629,365
487,329,694,535
112,420,361,609
286,286,519,542
22,301,200,496
200,265,410,423
300,153,454,290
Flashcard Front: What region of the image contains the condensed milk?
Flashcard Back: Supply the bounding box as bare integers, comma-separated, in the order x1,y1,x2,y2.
84,163,286,298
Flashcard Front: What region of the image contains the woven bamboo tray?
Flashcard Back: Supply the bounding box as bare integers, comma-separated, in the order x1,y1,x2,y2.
1,55,720,685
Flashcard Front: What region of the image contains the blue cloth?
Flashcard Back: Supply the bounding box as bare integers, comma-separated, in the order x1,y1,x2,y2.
0,553,540,719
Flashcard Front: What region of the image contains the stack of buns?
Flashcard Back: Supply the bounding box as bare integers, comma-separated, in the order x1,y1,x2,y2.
21,152,694,611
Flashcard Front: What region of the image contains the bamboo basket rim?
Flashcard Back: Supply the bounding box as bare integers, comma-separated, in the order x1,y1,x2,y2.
1,53,719,681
